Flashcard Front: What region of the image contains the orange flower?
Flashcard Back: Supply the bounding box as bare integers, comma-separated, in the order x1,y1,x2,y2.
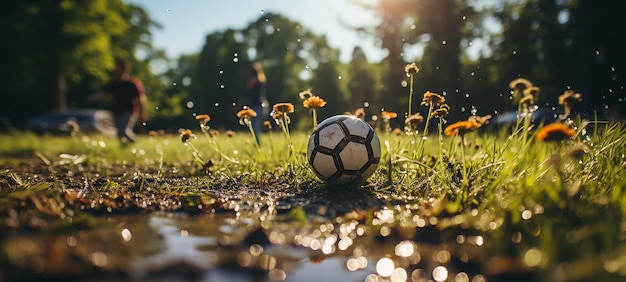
180,129,194,143
381,111,398,120
263,120,272,130
535,123,576,142
303,96,326,109
236,108,257,119
405,112,424,129
273,103,295,114
195,114,210,124
430,104,450,118
237,107,257,125
421,91,445,106
468,115,492,126
354,108,366,120
392,128,403,135
444,121,480,136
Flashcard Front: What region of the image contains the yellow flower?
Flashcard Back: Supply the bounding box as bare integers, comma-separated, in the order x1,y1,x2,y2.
180,129,194,143
303,96,326,109
404,63,420,75
535,123,576,142
444,120,480,136
421,91,445,106
263,120,272,130
381,111,398,120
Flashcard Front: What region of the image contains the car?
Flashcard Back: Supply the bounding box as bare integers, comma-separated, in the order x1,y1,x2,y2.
24,109,117,137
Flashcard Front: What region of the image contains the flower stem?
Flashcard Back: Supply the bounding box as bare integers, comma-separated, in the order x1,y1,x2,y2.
408,74,414,118
460,133,469,201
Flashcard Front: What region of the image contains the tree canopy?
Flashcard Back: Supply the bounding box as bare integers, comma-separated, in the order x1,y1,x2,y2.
1,0,624,132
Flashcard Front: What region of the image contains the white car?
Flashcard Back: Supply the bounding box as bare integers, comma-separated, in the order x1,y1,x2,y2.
24,109,117,137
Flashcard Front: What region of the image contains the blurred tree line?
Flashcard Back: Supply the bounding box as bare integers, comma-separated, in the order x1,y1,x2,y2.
1,0,624,133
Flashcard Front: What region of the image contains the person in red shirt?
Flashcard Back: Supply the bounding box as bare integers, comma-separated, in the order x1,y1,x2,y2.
88,59,147,143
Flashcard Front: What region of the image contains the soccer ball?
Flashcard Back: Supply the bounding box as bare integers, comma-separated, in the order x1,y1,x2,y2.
307,115,381,185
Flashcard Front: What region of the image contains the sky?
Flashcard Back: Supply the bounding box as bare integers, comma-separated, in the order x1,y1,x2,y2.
125,0,386,63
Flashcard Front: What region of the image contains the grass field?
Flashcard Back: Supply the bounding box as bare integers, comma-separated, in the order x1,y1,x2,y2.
1,111,626,280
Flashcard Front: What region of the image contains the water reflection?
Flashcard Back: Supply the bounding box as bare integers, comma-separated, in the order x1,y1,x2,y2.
104,208,492,282
9,200,622,282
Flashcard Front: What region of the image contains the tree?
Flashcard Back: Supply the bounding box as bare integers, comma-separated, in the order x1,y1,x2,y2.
347,47,380,115
189,13,344,130
350,0,477,121
484,0,626,118
0,0,137,127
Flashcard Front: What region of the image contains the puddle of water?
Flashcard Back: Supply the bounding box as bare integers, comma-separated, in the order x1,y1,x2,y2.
101,211,487,282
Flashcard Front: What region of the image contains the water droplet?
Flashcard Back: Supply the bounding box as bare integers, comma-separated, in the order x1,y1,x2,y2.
172,82,177,86
363,102,370,107
166,8,172,13
442,40,447,45
338,76,342,80
595,50,600,56
233,58,239,62
214,103,219,107
432,266,448,281
376,258,395,277
524,248,543,267
471,106,477,116
186,101,194,109
219,70,224,74
260,9,264,14
513,50,517,55
465,93,470,98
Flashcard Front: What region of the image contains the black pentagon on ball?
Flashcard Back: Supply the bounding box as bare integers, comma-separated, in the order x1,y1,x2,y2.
306,115,380,184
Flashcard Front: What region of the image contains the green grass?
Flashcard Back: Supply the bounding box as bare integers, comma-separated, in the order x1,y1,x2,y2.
2,116,626,281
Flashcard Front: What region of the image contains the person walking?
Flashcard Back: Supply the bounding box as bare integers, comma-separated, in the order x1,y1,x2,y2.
88,59,147,143
238,62,269,144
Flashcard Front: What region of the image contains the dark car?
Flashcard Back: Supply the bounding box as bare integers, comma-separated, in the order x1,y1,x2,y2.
24,109,117,137
491,108,594,127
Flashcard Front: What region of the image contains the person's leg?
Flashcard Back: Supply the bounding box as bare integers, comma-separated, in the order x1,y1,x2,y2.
115,112,138,143
250,105,268,145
